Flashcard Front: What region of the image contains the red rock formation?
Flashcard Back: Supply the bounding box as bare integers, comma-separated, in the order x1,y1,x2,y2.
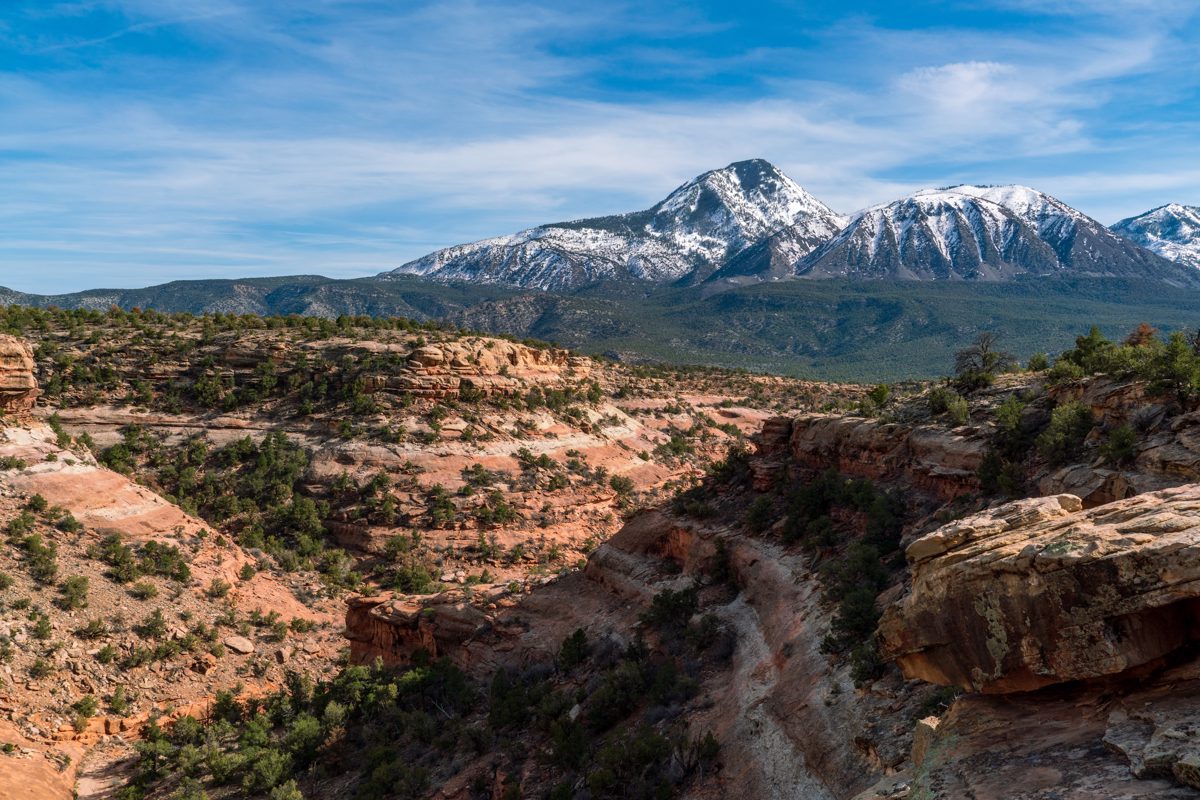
398,339,587,399
879,486,1200,693
345,594,490,665
756,414,987,500
750,416,793,491
856,671,1200,799
0,334,39,412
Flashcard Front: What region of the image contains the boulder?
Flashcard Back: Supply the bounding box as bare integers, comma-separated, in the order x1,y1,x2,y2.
223,635,255,655
880,485,1200,693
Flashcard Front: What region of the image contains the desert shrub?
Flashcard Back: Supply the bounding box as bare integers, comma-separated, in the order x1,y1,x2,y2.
978,393,1035,496
1146,332,1200,403
822,586,880,654
927,385,966,421
745,495,774,533
206,578,232,599
58,575,89,610
977,450,1024,496
1059,326,1119,374
705,445,752,489
1100,424,1138,466
609,474,635,495
77,618,108,639
953,332,1014,391
1036,402,1094,465
21,534,58,584
427,485,457,527
640,585,698,632
110,686,130,715
558,629,589,671
945,394,969,425
139,608,168,639
56,512,83,533
1047,358,1085,383
72,695,99,731
32,613,52,640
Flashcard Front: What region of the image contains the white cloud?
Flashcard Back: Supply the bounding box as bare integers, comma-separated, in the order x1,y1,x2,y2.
0,1,1198,292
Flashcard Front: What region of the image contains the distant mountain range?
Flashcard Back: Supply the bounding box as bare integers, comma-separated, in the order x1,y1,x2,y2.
4,158,1200,380
383,159,1200,289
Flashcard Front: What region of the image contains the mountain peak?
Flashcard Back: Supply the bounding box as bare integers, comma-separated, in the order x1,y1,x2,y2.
384,159,845,290
945,184,1083,223
1111,203,1200,270
708,158,785,183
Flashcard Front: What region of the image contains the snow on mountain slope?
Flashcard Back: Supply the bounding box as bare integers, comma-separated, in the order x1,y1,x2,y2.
383,159,846,291
786,189,1055,280
782,185,1200,285
1111,204,1200,270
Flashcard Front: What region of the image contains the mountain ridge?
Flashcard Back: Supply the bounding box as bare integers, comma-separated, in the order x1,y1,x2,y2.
8,274,1200,381
719,183,1200,286
384,158,846,290
1111,203,1200,270
384,162,1200,290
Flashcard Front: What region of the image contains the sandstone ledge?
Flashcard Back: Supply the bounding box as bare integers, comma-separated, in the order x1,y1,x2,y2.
880,485,1200,693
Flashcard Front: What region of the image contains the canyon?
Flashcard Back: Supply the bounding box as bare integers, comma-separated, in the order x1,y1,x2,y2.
3,312,1200,798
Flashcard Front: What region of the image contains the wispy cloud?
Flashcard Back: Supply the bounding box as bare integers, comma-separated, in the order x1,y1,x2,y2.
0,0,1198,292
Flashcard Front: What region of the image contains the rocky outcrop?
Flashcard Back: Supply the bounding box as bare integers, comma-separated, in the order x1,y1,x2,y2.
868,676,1200,799
750,416,794,491
0,334,39,412
345,594,493,665
1105,688,1200,789
398,339,588,398
1036,376,1200,504
880,486,1200,693
755,414,987,500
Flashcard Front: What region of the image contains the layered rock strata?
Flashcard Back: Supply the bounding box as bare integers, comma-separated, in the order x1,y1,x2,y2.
753,414,987,500
0,334,39,412
880,486,1200,693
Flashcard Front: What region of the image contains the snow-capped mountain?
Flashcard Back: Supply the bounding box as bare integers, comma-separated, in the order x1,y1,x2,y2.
745,184,1199,285
383,159,846,290
1111,204,1200,270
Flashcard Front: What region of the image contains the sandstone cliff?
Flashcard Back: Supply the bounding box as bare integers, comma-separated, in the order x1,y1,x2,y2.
401,339,589,397
868,484,1200,796
0,334,39,412
755,413,987,500
880,487,1200,693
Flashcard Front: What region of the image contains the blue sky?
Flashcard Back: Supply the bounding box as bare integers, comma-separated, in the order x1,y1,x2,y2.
2,0,1199,294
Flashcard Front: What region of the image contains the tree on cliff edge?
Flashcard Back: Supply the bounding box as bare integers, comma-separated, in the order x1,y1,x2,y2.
954,332,1015,391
